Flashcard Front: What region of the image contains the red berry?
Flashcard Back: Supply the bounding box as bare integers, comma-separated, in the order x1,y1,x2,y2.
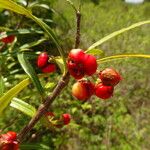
37,52,49,68
95,83,114,99
68,49,85,62
6,131,17,141
99,68,121,86
67,60,85,79
41,64,56,73
84,54,97,76
72,80,95,101
1,35,15,43
62,114,71,125
1,142,19,150
67,49,97,79
67,49,85,79
0,131,19,150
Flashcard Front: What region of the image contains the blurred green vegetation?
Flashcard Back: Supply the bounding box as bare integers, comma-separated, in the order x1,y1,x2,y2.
0,0,150,149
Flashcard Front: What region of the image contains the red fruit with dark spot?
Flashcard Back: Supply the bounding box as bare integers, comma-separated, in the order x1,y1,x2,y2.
99,68,121,86
67,60,85,79
0,131,19,150
37,52,49,68
67,49,85,79
41,64,56,73
62,114,71,125
67,49,97,79
72,80,95,101
84,54,97,76
1,35,15,43
95,83,114,99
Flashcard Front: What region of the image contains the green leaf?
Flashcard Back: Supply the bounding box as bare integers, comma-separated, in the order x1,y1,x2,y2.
88,20,150,50
45,82,56,90
20,38,47,50
71,107,78,114
0,29,43,40
14,0,27,6
81,103,92,111
17,53,44,97
0,78,30,114
29,2,52,10
0,74,49,115
98,54,150,64
10,97,36,117
0,76,5,96
20,143,50,150
0,0,66,72
55,57,65,73
0,26,11,31
86,49,104,57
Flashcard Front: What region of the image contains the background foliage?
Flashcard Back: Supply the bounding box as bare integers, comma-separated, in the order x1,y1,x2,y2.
0,0,150,149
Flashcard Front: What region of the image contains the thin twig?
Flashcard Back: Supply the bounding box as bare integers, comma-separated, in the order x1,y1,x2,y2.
66,0,81,48
18,72,70,142
75,10,81,48
78,0,82,11
66,0,77,12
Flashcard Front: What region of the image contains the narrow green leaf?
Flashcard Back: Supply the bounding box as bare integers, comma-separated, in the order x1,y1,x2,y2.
97,54,150,64
0,26,11,31
14,0,27,6
0,29,43,40
0,76,5,96
88,20,150,50
0,74,49,115
86,49,104,57
20,143,50,150
20,38,47,50
55,57,65,73
10,98,36,117
0,78,30,114
45,82,56,90
17,53,44,97
0,0,66,73
29,2,51,10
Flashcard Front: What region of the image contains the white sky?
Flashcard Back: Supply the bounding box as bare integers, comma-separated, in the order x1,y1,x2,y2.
125,0,144,3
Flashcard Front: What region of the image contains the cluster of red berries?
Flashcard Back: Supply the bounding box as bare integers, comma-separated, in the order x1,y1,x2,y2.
67,49,121,101
37,52,56,73
0,131,19,150
67,49,97,79
46,112,71,128
0,32,15,44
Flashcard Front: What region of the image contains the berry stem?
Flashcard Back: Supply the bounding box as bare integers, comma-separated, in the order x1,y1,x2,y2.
17,72,70,142
75,10,81,49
